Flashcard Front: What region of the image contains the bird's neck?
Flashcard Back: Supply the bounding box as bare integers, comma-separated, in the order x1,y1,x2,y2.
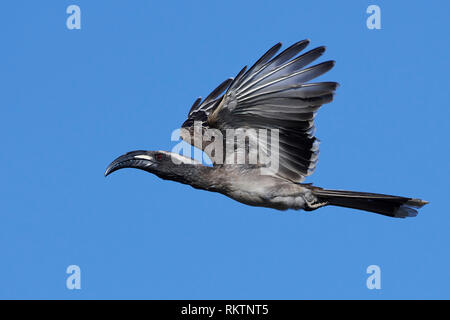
157,164,224,192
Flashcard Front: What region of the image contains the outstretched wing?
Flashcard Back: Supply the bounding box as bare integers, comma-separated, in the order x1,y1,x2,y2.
181,40,338,182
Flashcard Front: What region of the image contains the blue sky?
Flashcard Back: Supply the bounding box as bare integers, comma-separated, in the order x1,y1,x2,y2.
1,1,449,299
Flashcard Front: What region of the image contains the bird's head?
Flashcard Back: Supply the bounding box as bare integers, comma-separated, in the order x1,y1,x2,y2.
104,150,199,178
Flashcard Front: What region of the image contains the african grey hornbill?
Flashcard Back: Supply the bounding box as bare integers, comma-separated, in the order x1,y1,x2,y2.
105,40,428,218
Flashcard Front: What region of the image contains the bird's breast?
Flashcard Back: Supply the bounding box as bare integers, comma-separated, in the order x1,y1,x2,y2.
224,174,309,210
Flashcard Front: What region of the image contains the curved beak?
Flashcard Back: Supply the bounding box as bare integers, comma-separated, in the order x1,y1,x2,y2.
104,150,155,177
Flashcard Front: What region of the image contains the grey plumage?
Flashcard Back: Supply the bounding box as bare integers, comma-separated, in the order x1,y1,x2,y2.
105,40,428,218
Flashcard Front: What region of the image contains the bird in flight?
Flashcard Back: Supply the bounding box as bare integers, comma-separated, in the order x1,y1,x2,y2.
105,40,427,218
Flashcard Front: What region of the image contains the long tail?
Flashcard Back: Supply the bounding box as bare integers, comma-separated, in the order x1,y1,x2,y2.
310,187,428,218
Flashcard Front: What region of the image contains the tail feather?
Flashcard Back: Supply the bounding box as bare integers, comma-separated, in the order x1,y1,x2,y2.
311,187,428,218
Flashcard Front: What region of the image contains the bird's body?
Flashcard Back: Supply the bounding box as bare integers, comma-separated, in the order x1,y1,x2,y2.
209,165,312,210
105,40,428,218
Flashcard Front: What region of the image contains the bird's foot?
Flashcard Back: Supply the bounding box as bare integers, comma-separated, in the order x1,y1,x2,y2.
304,199,328,211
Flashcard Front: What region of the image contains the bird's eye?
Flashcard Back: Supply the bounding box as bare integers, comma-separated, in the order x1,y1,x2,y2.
155,153,163,161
